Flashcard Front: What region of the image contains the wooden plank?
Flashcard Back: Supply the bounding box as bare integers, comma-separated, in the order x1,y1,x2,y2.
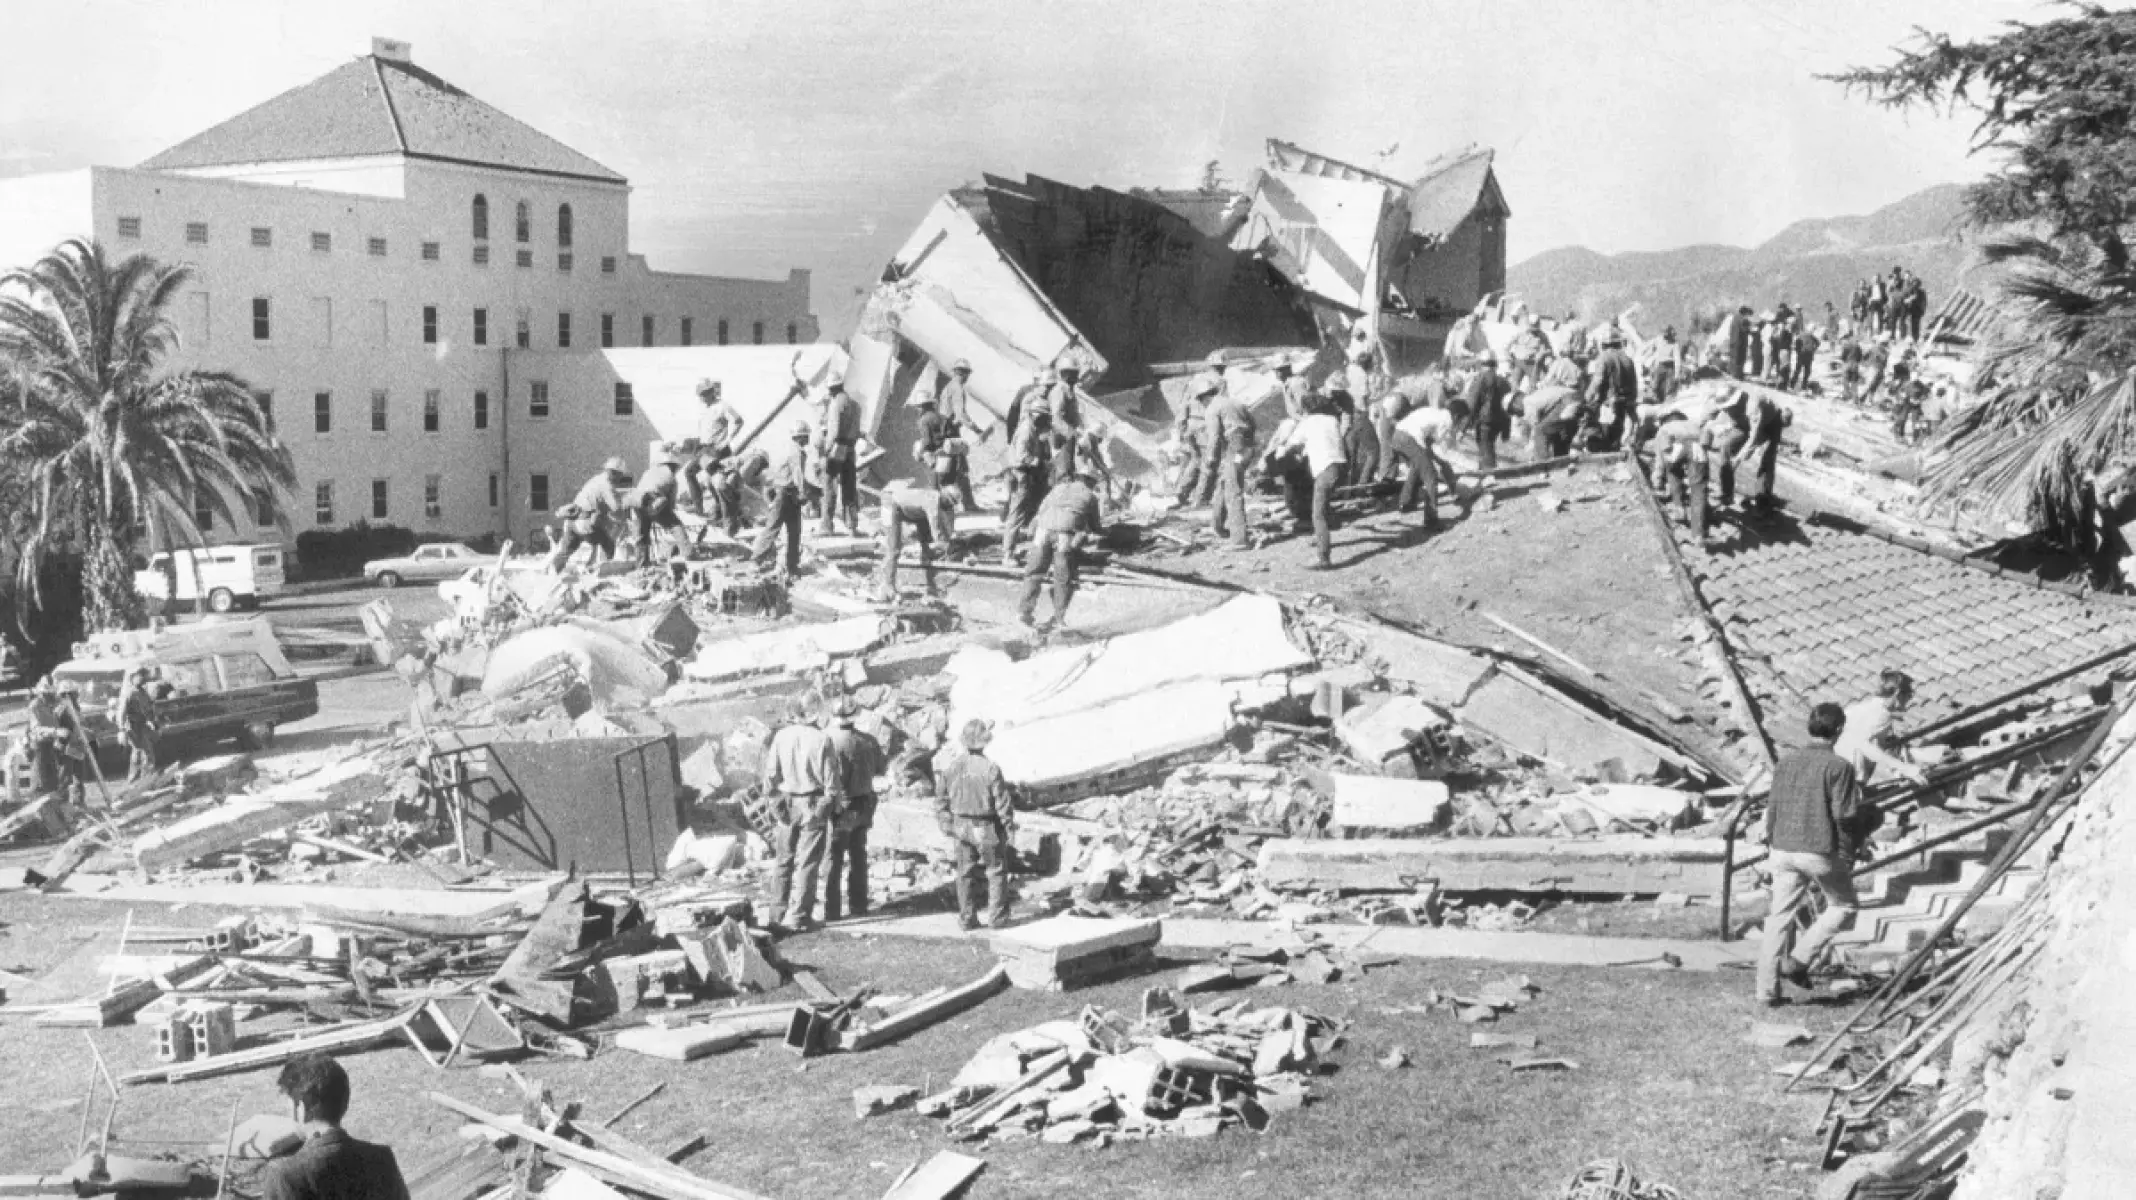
120,1006,419,1084
1255,836,1731,897
613,1023,747,1062
837,966,1009,1052
32,953,217,1028
880,1152,986,1200
427,1093,772,1200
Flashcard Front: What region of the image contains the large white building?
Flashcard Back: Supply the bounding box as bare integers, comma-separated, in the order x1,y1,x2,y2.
0,39,819,550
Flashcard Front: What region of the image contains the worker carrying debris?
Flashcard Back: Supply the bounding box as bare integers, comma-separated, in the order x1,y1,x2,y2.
762,692,845,932
1758,702,1872,1006
936,718,1017,931
259,1053,409,1200
549,456,631,572
875,481,958,604
915,390,977,512
823,695,886,922
1019,465,1104,631
1276,393,1347,571
1837,670,1930,786
1388,399,1451,528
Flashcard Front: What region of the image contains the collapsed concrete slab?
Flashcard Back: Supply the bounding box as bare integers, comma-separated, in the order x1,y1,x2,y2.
131,758,384,874
682,615,885,685
1331,775,1452,835
484,623,668,705
1255,835,1729,897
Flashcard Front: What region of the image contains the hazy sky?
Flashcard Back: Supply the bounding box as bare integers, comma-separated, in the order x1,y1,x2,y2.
0,0,2043,337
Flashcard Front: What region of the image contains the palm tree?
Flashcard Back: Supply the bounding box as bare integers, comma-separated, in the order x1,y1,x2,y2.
0,239,293,631
1917,233,2136,548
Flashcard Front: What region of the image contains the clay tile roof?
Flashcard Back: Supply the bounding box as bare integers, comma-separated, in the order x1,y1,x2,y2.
1692,516,2136,722
139,55,624,184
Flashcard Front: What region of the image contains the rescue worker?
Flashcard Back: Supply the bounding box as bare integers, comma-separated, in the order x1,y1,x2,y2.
821,695,886,922
1725,306,1753,378
875,481,957,603
1204,372,1258,550
1586,329,1641,450
1389,398,1451,528
1463,357,1511,470
24,677,81,796
630,446,686,567
1837,669,1931,788
115,666,159,783
1045,360,1088,435
1018,465,1103,631
761,693,844,932
1649,411,1708,539
549,457,630,571
685,378,742,515
1791,324,1822,391
1526,383,1585,460
1737,390,1791,512
1372,368,1411,482
748,421,812,576
1507,315,1549,391
1280,352,1313,417
915,395,977,512
1001,409,1054,565
935,718,1017,931
1172,373,1219,507
937,358,977,430
1277,393,1347,571
816,376,863,537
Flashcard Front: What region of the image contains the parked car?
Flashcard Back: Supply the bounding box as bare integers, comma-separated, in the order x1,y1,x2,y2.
363,543,483,588
134,544,288,613
4,617,321,802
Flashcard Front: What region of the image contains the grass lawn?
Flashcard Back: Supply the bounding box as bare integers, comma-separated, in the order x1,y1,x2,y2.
0,893,1840,1200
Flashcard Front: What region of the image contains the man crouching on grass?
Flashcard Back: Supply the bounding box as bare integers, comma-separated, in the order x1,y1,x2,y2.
1757,702,1870,1007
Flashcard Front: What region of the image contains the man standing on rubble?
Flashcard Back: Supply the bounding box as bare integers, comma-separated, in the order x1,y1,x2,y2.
1001,408,1055,565
1735,391,1791,513
1463,357,1511,470
550,457,630,572
685,379,742,513
1019,465,1103,631
1725,306,1753,379
937,359,976,430
875,480,956,604
1757,702,1866,1005
916,394,978,513
762,693,844,933
936,719,1017,931
822,696,886,923
115,667,159,783
816,377,863,538
747,421,813,577
1837,670,1930,788
1278,393,1347,571
1172,373,1218,507
260,1053,410,1200
1204,371,1258,551
1586,328,1640,450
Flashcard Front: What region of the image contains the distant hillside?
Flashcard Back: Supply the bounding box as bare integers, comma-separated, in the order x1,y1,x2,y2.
1508,184,1974,331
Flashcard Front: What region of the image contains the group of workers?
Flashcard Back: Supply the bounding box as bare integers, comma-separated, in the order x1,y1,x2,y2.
756,689,1017,932
16,668,163,800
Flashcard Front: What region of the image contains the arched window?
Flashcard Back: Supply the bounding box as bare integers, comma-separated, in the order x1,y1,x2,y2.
557,204,573,248
515,201,530,243
472,194,489,240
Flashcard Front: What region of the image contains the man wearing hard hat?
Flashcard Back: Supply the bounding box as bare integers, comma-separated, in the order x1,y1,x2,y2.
750,421,815,576
815,375,863,538
630,445,687,567
549,456,631,572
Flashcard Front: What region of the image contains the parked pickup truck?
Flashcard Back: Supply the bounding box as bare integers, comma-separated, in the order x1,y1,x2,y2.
48,616,319,755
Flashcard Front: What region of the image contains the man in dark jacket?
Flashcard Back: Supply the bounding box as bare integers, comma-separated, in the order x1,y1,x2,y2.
1463,358,1511,470
1585,330,1640,449
260,1054,409,1200
1756,703,1866,1004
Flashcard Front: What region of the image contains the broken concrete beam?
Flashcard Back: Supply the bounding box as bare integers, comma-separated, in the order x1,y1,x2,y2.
838,966,1009,1052
614,1023,747,1062
1331,775,1451,835
881,1151,986,1200
1321,616,1495,710
1334,697,1448,767
1254,835,1730,897
132,759,382,873
682,616,884,685
853,1085,920,1119
988,916,1162,991
1453,666,1693,780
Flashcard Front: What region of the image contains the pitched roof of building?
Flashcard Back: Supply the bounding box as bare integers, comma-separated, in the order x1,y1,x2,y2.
1406,145,1507,241
1686,510,2136,729
139,55,625,184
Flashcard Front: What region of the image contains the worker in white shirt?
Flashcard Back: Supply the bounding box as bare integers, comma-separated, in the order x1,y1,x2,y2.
1388,402,1452,529
1278,393,1348,570
1836,670,1930,787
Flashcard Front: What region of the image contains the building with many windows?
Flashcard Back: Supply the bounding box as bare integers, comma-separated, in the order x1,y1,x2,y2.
0,39,818,549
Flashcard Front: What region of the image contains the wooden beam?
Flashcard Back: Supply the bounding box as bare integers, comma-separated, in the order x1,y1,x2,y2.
881,1152,986,1200
120,1006,420,1084
427,1093,773,1200
836,966,1009,1052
